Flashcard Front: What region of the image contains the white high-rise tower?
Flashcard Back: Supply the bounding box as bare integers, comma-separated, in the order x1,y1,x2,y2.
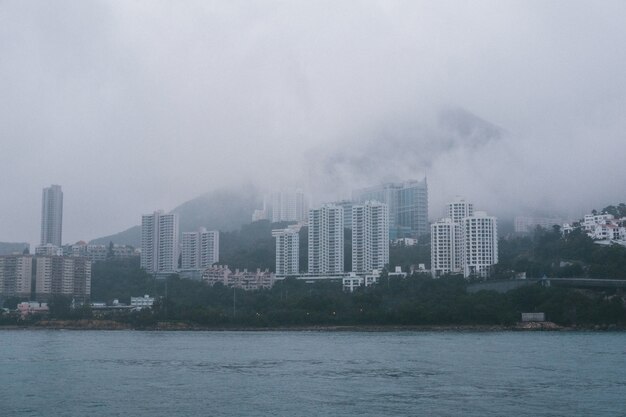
40,185,63,247
447,196,474,225
351,201,389,274
141,211,179,273
431,198,498,279
463,211,498,278
431,218,464,277
181,228,219,269
308,204,344,274
272,226,300,276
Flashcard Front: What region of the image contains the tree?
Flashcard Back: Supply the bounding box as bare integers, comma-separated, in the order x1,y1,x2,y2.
106,241,114,260
3,297,21,310
48,295,72,319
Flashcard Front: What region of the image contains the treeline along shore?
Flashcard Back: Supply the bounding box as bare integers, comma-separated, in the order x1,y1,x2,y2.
2,265,625,330
2,224,626,330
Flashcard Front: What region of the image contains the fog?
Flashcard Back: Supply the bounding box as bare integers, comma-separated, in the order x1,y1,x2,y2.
1,1,625,245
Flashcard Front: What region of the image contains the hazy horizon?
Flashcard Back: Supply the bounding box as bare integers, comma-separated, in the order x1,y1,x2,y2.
2,1,625,246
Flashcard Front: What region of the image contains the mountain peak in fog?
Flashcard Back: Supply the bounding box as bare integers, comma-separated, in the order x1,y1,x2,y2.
304,106,505,200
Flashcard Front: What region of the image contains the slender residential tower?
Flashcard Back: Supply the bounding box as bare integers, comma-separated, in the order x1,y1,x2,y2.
463,211,498,278
40,185,63,247
272,226,300,276
141,211,179,273
181,228,219,269
308,204,344,274
431,218,463,277
351,201,389,274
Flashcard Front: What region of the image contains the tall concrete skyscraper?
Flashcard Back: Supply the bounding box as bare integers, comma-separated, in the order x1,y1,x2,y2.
141,211,179,274
353,179,428,239
40,185,63,246
308,204,344,274
431,218,464,277
352,201,389,274
463,211,498,278
272,226,300,276
181,228,219,269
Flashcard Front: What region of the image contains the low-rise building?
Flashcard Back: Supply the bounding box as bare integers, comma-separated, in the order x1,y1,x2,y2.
342,274,363,292
392,238,418,246
202,265,275,290
521,312,545,322
565,212,626,244
17,301,49,318
388,266,407,279
131,294,155,308
35,244,62,256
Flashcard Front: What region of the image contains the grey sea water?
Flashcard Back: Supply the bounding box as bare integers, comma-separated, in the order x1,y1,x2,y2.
1,330,625,416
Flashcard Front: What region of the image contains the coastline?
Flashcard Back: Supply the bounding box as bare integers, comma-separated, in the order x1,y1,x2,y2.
1,320,622,332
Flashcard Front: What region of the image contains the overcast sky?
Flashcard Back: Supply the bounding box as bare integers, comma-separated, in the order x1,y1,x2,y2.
1,1,625,245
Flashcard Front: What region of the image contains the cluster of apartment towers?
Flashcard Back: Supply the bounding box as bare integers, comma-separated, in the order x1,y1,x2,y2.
271,191,498,280
140,180,430,280
0,181,499,302
431,197,498,278
139,179,498,283
0,185,91,301
255,180,433,279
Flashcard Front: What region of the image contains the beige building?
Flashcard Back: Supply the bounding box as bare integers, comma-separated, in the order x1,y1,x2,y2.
0,255,33,298
35,256,91,301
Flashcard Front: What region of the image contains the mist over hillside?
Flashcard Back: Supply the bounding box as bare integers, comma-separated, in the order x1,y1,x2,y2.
0,242,30,255
304,106,506,203
90,186,260,246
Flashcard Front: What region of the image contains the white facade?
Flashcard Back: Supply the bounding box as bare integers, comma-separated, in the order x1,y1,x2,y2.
342,270,381,292
388,266,408,279
583,214,614,231
351,201,389,274
40,185,63,247
141,211,179,273
432,199,499,279
431,218,463,277
308,204,344,274
447,197,474,225
392,237,418,246
463,211,498,278
35,244,62,257
181,228,219,269
131,294,155,308
577,213,626,243
272,226,300,276
342,274,363,292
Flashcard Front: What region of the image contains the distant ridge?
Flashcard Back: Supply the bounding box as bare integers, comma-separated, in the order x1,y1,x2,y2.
0,242,30,255
90,186,261,246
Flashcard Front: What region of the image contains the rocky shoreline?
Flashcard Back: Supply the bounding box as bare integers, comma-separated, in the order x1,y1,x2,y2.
1,320,623,331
